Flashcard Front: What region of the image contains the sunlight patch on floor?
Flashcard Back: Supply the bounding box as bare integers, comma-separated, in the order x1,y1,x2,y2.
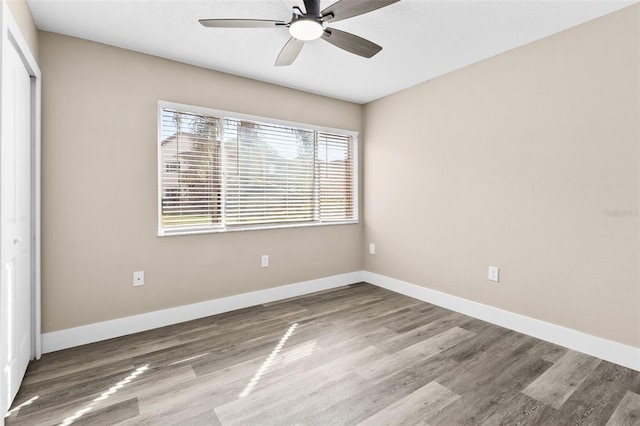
58,364,149,425
5,395,39,418
168,353,208,366
239,323,302,398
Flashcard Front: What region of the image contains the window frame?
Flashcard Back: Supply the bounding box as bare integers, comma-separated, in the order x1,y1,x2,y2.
157,101,359,237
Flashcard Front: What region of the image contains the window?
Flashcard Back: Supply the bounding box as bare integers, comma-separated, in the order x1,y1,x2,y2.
158,102,358,236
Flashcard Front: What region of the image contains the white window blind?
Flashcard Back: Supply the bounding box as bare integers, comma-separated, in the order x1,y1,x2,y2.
158,104,357,235
318,131,354,221
159,109,222,233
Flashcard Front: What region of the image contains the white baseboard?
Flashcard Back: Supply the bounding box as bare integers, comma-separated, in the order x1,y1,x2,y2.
364,271,640,372
42,271,364,354
42,269,640,373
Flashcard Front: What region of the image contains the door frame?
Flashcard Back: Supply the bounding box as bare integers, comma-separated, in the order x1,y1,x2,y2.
0,0,41,418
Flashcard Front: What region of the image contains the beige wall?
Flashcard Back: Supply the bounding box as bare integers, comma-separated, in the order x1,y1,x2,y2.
364,6,640,347
39,5,640,349
5,0,38,61
39,32,363,332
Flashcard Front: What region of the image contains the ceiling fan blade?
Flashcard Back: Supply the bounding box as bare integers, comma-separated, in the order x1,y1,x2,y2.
321,28,382,58
321,0,401,23
199,19,285,28
275,37,305,66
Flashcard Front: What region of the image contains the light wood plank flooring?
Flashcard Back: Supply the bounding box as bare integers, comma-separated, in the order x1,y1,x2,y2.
5,283,640,425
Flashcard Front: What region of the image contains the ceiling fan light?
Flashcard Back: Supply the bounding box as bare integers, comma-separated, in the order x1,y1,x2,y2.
289,19,323,41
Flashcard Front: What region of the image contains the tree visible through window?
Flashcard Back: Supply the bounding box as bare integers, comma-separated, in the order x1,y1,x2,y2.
158,104,357,235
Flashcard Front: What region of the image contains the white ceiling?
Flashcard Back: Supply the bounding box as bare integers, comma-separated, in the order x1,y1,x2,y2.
28,0,637,104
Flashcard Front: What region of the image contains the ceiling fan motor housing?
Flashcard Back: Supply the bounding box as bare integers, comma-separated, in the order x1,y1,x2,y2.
302,0,322,18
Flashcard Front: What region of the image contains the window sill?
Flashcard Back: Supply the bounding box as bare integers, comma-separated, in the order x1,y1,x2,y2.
157,219,359,237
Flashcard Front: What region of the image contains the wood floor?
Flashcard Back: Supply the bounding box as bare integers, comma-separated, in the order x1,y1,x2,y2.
5,283,640,425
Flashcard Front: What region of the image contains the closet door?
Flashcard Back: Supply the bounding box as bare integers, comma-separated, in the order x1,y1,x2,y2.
1,37,33,410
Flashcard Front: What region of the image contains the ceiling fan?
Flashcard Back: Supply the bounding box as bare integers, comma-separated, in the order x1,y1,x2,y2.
199,0,401,66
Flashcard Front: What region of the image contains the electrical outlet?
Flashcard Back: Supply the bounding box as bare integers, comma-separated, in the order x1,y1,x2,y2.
261,255,269,267
488,266,499,282
369,243,376,255
133,271,144,286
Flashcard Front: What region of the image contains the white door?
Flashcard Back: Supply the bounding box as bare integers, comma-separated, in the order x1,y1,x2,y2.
1,39,32,410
